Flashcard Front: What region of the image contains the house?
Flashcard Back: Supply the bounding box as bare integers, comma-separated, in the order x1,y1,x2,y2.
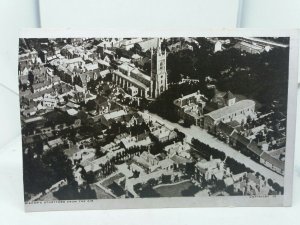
234,41,268,54
131,54,142,61
173,91,207,126
216,121,237,143
82,155,110,177
151,126,177,143
170,155,192,169
47,138,64,148
260,152,284,175
132,151,160,173
230,132,250,153
120,135,152,150
119,57,131,64
102,109,127,123
164,141,191,158
158,158,174,170
22,107,37,117
84,63,99,72
124,113,144,127
226,172,269,196
67,108,78,116
194,157,225,182
70,148,96,164
43,93,58,109
246,142,264,162
229,132,263,161
120,38,143,50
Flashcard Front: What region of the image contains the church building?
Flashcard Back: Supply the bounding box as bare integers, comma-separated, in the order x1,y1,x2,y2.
112,38,168,99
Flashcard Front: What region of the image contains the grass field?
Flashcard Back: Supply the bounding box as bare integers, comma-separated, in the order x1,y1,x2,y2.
154,180,195,197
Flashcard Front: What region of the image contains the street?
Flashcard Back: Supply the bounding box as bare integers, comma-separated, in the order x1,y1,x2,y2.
143,111,284,186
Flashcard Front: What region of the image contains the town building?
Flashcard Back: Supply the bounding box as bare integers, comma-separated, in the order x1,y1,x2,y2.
260,152,284,175
173,91,207,126
151,126,178,143
194,157,226,182
204,100,256,132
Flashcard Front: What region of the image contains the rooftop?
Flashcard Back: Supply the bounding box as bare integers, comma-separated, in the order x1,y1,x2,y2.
205,100,255,120
260,152,285,170
103,110,127,120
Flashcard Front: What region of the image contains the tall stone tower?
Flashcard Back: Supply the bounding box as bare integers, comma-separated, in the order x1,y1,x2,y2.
150,38,168,98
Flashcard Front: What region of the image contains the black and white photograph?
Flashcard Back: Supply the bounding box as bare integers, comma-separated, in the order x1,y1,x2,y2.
18,30,298,211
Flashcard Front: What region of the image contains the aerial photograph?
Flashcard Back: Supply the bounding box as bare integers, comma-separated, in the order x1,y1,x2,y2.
18,36,289,202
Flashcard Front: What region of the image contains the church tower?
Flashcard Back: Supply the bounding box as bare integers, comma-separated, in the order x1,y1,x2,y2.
150,38,168,98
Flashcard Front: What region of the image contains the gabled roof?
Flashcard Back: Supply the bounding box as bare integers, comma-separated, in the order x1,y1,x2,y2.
230,132,250,147
247,142,263,156
205,100,255,120
226,120,240,128
170,155,192,164
260,152,284,170
217,122,236,136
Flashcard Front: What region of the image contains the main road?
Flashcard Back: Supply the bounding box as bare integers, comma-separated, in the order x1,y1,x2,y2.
142,111,284,186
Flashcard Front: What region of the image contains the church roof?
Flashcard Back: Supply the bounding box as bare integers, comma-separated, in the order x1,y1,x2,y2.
205,100,255,120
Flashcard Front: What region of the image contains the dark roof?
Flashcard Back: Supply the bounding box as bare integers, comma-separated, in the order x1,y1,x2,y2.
203,102,219,114
260,152,284,170
226,120,240,128
247,142,263,156
136,132,149,141
231,132,250,146
217,122,235,136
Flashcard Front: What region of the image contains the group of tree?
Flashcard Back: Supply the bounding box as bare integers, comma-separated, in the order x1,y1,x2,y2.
23,146,74,198
267,178,284,195
166,37,289,112
53,182,97,200
191,138,253,175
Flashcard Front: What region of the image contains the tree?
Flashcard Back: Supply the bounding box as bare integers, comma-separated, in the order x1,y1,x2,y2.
139,184,160,198
185,162,195,178
147,178,157,187
28,71,34,85
267,178,273,187
23,147,74,196
85,100,96,111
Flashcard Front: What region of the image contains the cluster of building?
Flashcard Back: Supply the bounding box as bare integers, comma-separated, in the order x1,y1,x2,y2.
19,37,285,201
194,156,270,196
174,89,285,175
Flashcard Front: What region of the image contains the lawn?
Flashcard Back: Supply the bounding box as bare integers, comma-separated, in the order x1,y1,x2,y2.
153,180,196,197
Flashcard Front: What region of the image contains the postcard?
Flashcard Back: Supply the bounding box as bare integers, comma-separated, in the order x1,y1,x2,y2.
18,29,298,211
